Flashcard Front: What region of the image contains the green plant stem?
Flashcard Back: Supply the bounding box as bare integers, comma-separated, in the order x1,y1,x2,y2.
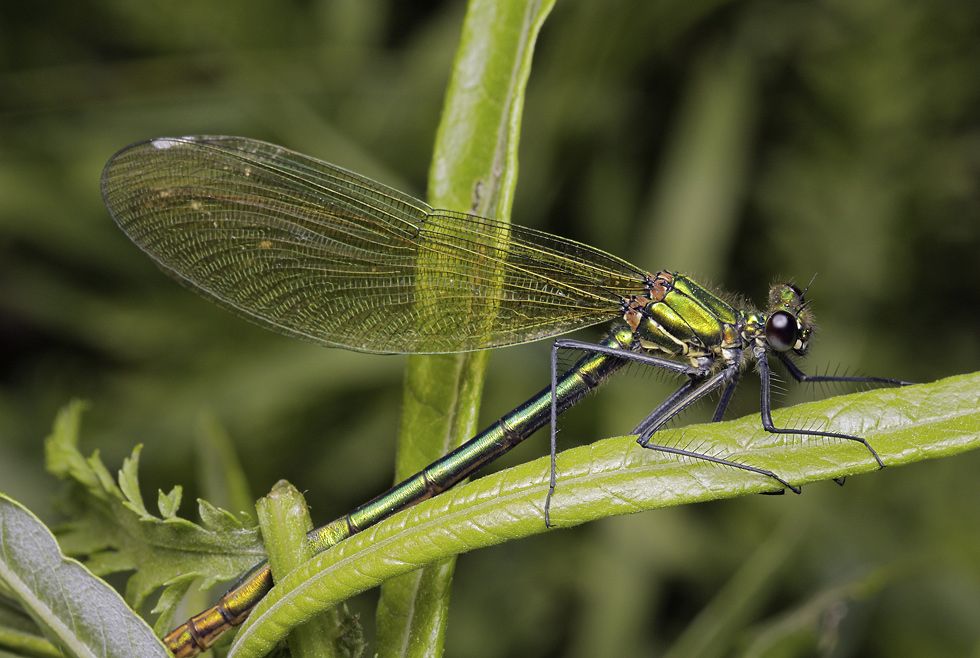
378,1,557,657
257,481,351,658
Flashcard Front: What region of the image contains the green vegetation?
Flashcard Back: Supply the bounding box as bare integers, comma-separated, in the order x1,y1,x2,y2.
1,1,979,656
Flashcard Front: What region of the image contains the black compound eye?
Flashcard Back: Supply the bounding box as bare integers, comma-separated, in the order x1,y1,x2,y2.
765,310,798,352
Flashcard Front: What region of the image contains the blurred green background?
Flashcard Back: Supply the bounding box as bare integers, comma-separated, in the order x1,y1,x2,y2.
2,0,980,656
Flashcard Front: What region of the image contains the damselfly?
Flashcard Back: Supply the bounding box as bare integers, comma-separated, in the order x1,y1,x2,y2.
101,136,909,656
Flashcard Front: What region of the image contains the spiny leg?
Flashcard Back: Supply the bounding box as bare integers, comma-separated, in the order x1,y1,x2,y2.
633,365,801,494
631,376,705,439
776,352,914,388
711,369,740,422
545,337,700,525
631,367,741,436
758,346,886,468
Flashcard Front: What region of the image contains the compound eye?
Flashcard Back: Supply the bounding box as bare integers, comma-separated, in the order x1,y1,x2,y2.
765,310,798,352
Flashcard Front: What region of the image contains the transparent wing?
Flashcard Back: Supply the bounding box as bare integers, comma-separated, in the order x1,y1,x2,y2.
101,136,650,354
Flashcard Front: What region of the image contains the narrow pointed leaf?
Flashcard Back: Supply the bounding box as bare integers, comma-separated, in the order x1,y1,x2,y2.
230,373,979,658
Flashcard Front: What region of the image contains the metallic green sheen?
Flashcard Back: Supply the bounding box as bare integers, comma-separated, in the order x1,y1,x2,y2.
637,274,738,356
673,275,738,324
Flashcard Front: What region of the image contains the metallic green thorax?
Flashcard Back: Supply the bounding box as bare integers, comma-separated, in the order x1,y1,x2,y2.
624,271,811,368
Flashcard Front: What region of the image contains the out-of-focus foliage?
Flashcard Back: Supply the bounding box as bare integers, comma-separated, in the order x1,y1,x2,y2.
1,1,978,657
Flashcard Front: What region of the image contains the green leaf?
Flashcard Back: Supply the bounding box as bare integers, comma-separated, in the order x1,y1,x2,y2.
119,446,150,518
43,401,263,614
379,1,556,656
149,576,195,638
157,487,182,520
229,373,980,658
0,492,170,658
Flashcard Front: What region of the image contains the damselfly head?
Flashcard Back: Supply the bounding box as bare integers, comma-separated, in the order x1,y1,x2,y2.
765,283,813,356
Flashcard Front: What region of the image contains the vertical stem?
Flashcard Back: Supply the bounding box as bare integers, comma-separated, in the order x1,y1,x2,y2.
377,1,557,656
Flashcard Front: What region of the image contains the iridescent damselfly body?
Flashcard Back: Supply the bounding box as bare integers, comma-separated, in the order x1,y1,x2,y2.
101,136,909,656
